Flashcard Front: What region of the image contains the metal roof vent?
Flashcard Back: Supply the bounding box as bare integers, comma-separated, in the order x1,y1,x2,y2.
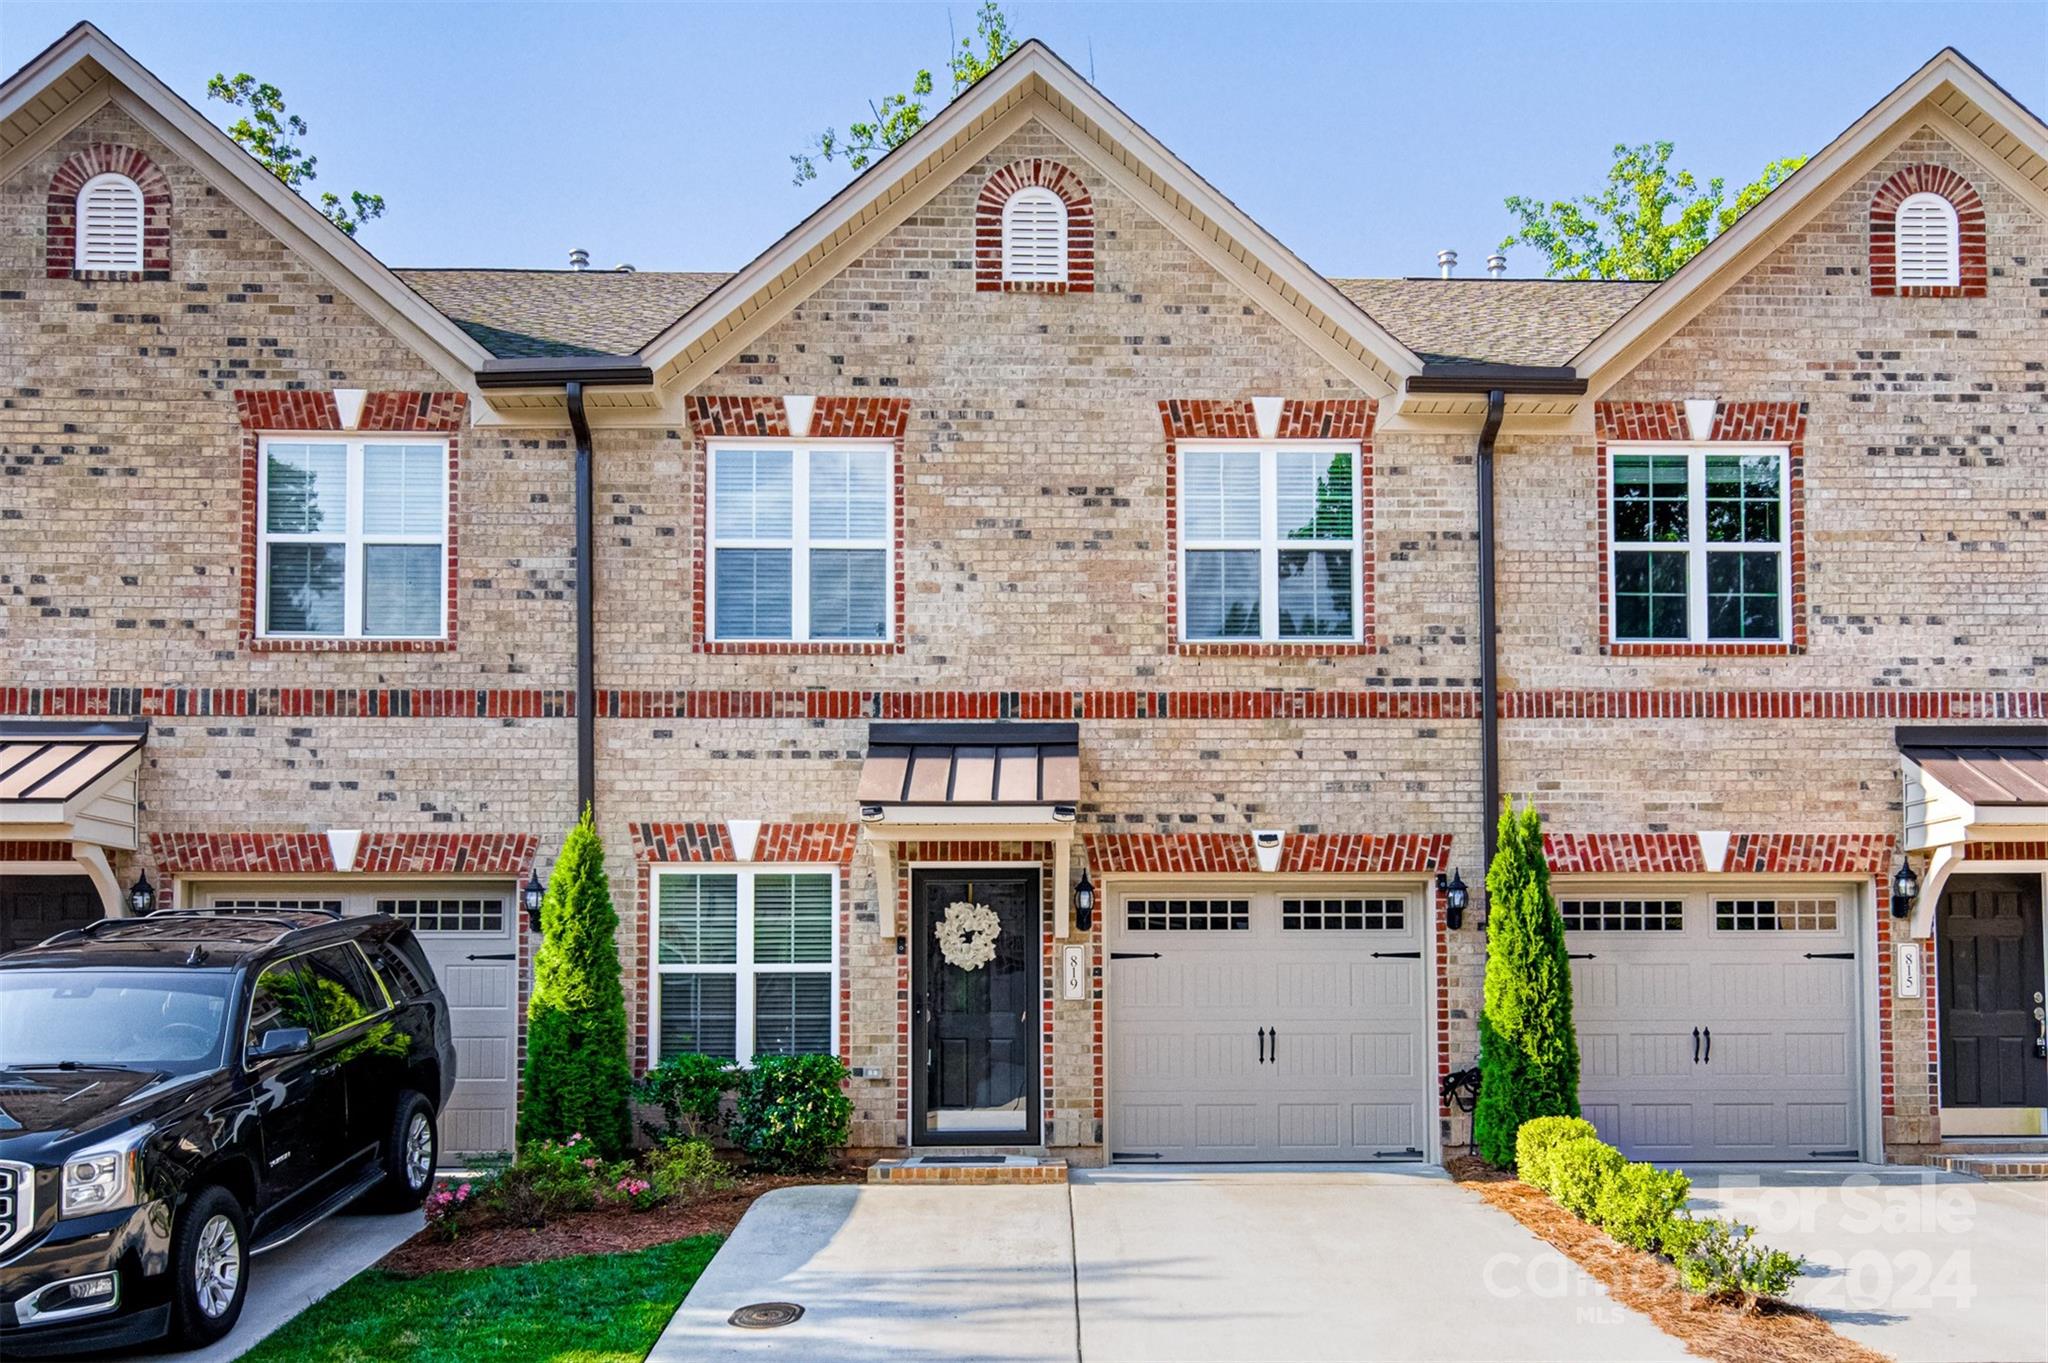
568,247,589,271
1437,249,1458,279
1486,253,1507,278
615,263,636,273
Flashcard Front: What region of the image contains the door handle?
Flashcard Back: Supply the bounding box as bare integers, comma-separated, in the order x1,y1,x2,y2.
1269,1027,1278,1063
1703,1027,1711,1065
1257,1027,1266,1065
465,953,515,961
1693,1027,1700,1064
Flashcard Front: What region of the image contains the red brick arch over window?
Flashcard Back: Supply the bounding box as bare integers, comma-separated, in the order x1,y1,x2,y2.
975,160,1094,293
1869,164,1986,298
47,144,173,279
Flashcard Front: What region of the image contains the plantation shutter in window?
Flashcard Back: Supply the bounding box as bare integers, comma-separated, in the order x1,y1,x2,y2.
1001,187,1067,282
76,173,144,271
1895,192,1959,286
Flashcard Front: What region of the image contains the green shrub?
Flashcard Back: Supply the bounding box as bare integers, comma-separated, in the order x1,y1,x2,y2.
1474,801,1581,1166
648,1137,737,1200
1514,1115,1601,1193
730,1054,852,1173
1548,1135,1626,1221
1669,1216,1805,1306
480,1133,605,1227
521,811,634,1156
1593,1160,1692,1252
636,1053,736,1143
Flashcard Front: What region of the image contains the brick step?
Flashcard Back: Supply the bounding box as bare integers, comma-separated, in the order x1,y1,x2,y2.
868,1154,1068,1184
1932,1153,2048,1181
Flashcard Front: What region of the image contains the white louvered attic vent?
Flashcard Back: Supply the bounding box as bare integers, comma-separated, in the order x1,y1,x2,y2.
1001,187,1067,282
77,173,145,270
1895,192,1959,286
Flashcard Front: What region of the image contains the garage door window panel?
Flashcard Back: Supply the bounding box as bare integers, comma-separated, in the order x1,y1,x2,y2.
1282,898,1403,931
1560,899,1685,932
653,869,836,1065
1715,897,1840,932
1125,898,1249,932
378,897,505,934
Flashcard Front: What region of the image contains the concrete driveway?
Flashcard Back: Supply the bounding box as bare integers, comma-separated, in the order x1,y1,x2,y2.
112,1206,421,1361
1686,1165,2048,1363
656,1166,1686,1363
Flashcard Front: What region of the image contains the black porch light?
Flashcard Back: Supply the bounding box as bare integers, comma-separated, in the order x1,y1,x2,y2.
1890,857,1919,917
523,868,548,935
127,870,155,915
1438,869,1469,930
1073,868,1095,933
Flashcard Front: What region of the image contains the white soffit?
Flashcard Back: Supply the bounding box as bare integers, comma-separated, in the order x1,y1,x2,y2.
1573,49,2048,393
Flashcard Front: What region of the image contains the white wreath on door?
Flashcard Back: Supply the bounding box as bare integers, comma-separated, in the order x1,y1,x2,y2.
936,900,1002,971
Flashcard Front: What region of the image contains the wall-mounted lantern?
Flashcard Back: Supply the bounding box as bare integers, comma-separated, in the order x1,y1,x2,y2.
1438,869,1469,930
127,871,155,915
523,868,548,935
1073,869,1095,933
1890,857,1919,918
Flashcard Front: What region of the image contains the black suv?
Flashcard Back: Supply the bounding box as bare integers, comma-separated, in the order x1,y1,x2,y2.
0,909,456,1355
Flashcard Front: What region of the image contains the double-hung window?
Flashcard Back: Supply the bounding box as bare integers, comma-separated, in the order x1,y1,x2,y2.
1608,445,1788,643
258,437,448,639
1178,443,1361,642
651,868,836,1064
708,443,892,642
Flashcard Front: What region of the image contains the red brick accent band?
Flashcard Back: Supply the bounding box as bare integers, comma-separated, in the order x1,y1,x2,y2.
629,821,860,865
1543,833,1704,875
686,396,910,656
46,145,173,279
1960,840,2048,861
1594,401,1808,658
1543,831,1892,876
1083,832,1449,876
11,685,2048,723
0,841,73,861
1868,165,1987,299
147,831,536,877
1160,399,1378,656
974,160,1095,293
233,391,468,655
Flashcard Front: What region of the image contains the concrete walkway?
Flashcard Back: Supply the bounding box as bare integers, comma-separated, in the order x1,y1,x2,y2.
654,1166,1685,1363
1687,1165,2048,1363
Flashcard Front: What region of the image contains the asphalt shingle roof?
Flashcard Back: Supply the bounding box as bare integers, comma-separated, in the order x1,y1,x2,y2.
395,267,1657,368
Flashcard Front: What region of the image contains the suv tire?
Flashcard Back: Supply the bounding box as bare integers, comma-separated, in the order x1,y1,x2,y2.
369,1091,438,1209
168,1184,248,1347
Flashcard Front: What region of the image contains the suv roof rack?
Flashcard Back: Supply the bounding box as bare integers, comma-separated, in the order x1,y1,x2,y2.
45,908,346,951
145,906,345,921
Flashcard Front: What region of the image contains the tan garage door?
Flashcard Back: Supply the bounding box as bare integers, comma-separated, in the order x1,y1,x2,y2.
1564,886,1863,1162
1108,886,1429,1162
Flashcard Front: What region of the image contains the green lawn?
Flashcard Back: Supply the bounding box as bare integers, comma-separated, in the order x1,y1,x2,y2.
239,1234,723,1363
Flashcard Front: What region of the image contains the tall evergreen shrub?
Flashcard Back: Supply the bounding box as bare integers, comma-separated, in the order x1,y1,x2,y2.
1473,800,1581,1165
519,809,632,1155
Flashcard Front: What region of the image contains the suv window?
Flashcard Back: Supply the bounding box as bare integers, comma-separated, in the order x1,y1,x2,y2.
245,958,319,1051
368,938,432,1001
301,944,387,1035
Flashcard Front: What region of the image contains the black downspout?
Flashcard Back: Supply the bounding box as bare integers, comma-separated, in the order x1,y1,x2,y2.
1476,389,1506,897
566,381,596,817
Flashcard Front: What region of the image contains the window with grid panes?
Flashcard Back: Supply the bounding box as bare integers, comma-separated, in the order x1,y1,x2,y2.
708,443,891,642
1179,444,1361,642
653,870,835,1062
259,437,448,639
1610,446,1788,643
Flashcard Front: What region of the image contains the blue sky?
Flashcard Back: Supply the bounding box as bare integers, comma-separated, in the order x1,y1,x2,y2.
6,2,2043,278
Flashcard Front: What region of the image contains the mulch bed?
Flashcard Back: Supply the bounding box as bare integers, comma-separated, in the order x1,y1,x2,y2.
378,1169,863,1276
1447,1157,1888,1363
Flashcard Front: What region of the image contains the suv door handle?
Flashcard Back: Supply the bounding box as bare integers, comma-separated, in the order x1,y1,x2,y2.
1693,1027,1700,1064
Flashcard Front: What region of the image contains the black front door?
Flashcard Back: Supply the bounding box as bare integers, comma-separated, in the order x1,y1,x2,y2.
0,875,104,954
912,869,1041,1145
1939,875,2048,1109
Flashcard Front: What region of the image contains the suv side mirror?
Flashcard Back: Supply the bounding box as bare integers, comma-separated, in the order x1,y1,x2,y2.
249,1026,312,1061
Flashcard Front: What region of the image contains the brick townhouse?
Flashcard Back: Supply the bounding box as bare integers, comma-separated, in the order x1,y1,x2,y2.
3,23,2044,1166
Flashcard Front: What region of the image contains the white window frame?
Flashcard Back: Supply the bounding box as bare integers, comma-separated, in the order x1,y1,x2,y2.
1176,440,1365,644
1000,186,1068,283
1895,192,1961,287
705,440,894,643
76,172,144,271
648,865,839,1067
1606,442,1790,645
256,435,450,641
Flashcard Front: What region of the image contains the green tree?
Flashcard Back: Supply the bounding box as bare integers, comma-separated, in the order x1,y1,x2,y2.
1500,142,1806,280
520,810,633,1156
1473,800,1581,1166
791,1,1019,186
206,73,386,236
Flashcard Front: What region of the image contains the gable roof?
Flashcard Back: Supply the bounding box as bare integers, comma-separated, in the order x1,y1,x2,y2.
1330,279,1655,368
1573,46,2048,393
0,22,494,390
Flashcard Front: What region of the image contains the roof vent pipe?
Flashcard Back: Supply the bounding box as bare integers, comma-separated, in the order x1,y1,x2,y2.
1486,253,1507,278
1437,249,1458,279
569,248,589,271
616,263,636,273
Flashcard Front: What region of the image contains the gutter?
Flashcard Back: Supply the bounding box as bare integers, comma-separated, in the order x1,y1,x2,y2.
473,360,654,818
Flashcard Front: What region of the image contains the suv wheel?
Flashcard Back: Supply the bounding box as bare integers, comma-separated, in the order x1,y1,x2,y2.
370,1091,438,1209
169,1185,248,1346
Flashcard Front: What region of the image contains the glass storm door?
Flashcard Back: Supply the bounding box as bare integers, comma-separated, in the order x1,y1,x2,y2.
912,869,1041,1145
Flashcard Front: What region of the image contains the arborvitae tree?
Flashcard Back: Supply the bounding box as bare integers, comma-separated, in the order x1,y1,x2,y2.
1474,800,1581,1166
519,809,632,1155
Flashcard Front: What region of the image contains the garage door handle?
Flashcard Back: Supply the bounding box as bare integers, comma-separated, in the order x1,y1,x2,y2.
1567,952,1596,960
1693,1027,1700,1064
465,953,516,961
1110,952,1161,961
1703,1027,1710,1065
1269,1027,1277,1062
1370,951,1421,959
1803,952,1855,960
1257,1027,1266,1064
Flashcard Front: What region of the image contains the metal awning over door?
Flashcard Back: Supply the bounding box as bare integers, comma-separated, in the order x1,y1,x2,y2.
0,719,148,914
1899,726,2048,937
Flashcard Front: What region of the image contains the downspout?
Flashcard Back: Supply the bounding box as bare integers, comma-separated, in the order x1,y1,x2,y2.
1475,390,1506,889
566,381,596,817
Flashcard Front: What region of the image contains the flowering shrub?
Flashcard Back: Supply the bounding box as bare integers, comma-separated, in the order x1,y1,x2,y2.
481,1132,604,1227
424,1182,476,1241
611,1175,663,1212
